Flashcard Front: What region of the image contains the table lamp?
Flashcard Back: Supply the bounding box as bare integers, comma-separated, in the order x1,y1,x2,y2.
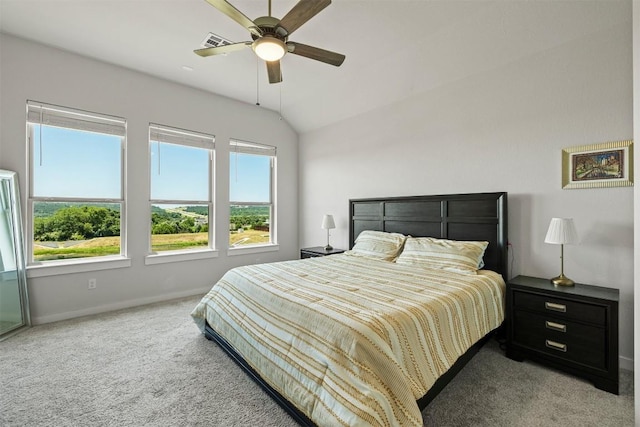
321,214,335,251
544,217,579,286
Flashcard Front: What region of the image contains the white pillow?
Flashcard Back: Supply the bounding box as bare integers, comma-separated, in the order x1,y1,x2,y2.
395,236,488,275
345,230,406,261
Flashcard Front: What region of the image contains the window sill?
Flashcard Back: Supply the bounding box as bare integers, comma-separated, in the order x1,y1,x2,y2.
145,249,219,265
27,256,132,278
227,244,279,257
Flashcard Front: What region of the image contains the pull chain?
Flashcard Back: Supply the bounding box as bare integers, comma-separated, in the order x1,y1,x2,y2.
255,57,260,106
279,84,283,121
39,106,43,166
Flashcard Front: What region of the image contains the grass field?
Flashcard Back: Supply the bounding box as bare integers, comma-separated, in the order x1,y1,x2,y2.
151,233,208,252
34,236,121,261
33,230,270,261
229,229,270,247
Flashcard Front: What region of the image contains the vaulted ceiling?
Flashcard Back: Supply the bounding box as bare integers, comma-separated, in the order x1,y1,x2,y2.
0,0,625,133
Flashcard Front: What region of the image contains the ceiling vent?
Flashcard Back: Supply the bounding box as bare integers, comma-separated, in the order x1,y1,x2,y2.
201,32,233,48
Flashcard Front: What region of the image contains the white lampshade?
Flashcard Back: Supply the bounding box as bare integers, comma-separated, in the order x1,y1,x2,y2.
544,218,579,245
321,214,336,230
252,37,286,61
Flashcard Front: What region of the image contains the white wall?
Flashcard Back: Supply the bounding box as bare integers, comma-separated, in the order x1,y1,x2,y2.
0,34,298,323
299,6,634,367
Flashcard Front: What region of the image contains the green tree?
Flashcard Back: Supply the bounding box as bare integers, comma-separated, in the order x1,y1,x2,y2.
152,221,177,234
33,206,120,241
179,217,195,233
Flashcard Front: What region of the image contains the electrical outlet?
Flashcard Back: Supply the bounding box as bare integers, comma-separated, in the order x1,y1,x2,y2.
88,278,97,290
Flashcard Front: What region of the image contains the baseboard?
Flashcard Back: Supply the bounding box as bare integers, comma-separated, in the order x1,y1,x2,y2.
620,355,633,372
31,287,212,325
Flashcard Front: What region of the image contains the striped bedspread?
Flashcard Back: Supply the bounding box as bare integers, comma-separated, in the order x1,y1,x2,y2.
191,254,505,427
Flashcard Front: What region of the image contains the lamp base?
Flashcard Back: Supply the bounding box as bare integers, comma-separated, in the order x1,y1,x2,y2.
324,244,333,251
550,274,574,287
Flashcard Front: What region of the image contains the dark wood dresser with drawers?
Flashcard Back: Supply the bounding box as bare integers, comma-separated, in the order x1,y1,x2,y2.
506,275,619,394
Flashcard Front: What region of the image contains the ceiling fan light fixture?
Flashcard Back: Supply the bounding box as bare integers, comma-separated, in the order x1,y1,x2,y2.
252,37,286,61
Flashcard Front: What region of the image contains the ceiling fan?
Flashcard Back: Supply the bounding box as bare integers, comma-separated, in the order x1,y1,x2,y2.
195,0,346,84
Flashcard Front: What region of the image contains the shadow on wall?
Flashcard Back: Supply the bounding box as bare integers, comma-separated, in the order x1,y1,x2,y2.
505,193,532,279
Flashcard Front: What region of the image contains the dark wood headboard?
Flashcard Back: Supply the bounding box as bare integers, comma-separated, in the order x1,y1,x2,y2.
349,192,508,279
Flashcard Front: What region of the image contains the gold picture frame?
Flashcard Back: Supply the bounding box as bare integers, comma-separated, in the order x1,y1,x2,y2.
562,140,633,189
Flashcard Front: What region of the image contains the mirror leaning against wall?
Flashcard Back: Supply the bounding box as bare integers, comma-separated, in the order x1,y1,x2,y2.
0,169,30,340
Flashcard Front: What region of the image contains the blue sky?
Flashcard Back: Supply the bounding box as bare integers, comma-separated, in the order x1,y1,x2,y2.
33,125,270,203
230,152,270,203
150,142,209,201
33,126,121,198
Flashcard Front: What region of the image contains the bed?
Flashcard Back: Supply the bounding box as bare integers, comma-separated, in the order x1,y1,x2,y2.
192,192,508,426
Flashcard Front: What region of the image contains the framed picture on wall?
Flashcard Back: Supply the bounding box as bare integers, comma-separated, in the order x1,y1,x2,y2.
562,140,633,189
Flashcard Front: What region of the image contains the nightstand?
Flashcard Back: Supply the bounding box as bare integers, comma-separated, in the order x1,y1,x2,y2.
300,246,345,259
506,275,619,394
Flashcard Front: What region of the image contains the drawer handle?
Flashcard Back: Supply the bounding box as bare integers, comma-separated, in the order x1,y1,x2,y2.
545,302,567,313
545,321,567,333
545,340,567,352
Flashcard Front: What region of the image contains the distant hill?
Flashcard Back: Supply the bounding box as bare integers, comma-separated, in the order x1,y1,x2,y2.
184,206,208,215
34,202,120,217
35,202,269,217
230,205,269,216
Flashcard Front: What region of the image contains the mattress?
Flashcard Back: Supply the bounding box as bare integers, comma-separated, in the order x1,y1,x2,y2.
191,254,505,426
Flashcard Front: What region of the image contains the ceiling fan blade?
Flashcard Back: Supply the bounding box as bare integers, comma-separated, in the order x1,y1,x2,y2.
266,60,283,84
287,42,345,66
204,0,263,37
277,0,331,36
194,41,251,57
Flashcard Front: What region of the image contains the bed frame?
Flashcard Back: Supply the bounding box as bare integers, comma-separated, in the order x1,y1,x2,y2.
205,191,508,426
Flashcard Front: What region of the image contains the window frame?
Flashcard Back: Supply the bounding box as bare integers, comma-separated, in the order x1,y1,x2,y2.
228,139,277,255
145,123,217,265
25,101,129,275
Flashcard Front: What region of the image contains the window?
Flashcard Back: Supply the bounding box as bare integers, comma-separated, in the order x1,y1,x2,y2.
26,101,126,265
229,140,276,248
149,124,214,255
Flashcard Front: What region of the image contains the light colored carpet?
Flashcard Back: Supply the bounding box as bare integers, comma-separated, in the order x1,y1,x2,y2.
0,296,633,426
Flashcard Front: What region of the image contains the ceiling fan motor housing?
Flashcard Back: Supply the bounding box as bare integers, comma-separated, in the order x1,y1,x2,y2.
251,16,288,61
251,16,287,40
